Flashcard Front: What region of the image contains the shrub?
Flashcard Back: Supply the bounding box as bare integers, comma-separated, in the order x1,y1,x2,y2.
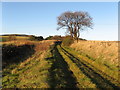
45,36,53,40
51,35,63,40
35,36,44,41
29,36,44,41
62,36,74,46
45,35,63,40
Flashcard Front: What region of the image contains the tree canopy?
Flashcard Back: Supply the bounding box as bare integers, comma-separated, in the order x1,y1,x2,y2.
57,11,93,41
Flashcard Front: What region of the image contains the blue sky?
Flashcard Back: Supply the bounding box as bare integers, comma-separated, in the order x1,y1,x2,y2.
2,2,118,40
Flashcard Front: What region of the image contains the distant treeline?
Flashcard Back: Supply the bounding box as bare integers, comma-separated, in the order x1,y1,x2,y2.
45,35,87,41
1,34,35,37
1,34,87,42
1,34,44,42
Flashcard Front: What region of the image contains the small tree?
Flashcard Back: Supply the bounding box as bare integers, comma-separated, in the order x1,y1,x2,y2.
57,11,93,42
29,36,43,41
35,36,44,41
45,36,53,40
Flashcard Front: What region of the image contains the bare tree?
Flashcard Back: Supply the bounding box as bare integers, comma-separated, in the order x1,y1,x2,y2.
57,11,93,42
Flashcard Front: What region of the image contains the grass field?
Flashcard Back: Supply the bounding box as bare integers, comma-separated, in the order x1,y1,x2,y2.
2,40,120,88
0,36,30,42
71,40,119,67
2,40,55,88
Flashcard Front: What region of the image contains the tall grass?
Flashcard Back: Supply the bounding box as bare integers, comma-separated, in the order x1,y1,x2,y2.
62,45,120,87
0,36,30,42
58,45,96,88
2,40,54,88
71,40,118,67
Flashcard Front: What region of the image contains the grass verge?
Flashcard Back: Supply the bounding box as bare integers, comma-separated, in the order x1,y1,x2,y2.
62,46,120,88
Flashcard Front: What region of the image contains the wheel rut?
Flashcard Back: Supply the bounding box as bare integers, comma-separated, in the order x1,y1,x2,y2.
60,45,119,89
47,43,78,88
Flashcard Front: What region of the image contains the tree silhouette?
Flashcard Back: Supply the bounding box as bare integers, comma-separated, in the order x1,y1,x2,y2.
57,11,93,41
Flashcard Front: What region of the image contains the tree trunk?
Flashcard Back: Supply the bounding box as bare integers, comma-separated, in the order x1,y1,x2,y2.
77,37,79,42
73,26,77,40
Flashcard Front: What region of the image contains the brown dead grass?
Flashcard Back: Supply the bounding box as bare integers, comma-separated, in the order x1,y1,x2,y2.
2,40,55,88
1,40,55,46
71,40,118,66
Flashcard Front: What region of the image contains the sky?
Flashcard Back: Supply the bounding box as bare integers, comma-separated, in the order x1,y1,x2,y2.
2,2,118,41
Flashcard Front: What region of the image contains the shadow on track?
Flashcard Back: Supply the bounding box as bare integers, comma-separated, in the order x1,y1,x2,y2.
46,41,78,88
60,46,119,89
2,44,35,69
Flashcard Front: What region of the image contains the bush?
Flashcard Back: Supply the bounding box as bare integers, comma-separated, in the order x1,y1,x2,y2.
62,36,74,46
35,36,44,41
29,36,44,41
45,36,53,40
45,35,63,40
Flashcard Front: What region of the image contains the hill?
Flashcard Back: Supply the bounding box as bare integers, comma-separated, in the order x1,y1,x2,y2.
2,39,119,88
0,34,44,42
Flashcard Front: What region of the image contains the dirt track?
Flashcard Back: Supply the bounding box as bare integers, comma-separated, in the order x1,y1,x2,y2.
2,41,120,88
48,42,120,88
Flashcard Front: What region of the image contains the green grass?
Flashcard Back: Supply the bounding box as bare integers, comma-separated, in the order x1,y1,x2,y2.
2,41,53,88
65,46,118,72
62,46,120,88
3,50,51,88
17,51,51,88
46,44,78,88
57,45,96,88
2,41,120,88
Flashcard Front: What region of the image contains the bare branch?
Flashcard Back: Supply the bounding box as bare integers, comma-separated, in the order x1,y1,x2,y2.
57,11,93,41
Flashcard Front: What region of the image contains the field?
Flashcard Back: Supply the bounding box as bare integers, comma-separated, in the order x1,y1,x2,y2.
2,40,55,88
71,40,119,67
2,39,120,88
0,36,30,42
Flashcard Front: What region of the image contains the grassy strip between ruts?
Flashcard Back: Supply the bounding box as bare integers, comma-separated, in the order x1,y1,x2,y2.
17,51,51,88
46,44,78,88
62,46,120,87
57,45,96,88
